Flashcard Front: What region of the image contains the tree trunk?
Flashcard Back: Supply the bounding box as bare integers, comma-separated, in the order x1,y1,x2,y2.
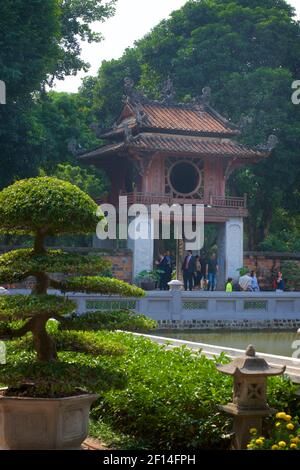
31,230,57,361
34,230,46,254
31,315,57,362
32,272,49,295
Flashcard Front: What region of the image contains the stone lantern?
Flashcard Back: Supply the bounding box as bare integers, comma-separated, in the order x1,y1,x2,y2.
216,345,286,450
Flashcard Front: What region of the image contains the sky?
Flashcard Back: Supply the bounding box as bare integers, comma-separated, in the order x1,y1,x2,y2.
54,0,300,93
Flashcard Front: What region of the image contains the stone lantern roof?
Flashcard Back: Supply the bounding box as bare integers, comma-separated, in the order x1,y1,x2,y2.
216,345,286,377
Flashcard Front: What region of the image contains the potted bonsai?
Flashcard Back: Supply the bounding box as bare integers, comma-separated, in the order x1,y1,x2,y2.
0,177,144,450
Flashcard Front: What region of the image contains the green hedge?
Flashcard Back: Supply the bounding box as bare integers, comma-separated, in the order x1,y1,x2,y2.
60,276,145,297
0,295,76,320
61,310,157,332
0,249,112,283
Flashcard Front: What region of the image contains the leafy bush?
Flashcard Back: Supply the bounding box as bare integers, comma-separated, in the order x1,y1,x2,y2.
61,310,157,332
0,295,76,320
0,177,100,235
60,276,144,296
281,261,300,291
13,327,126,357
0,249,112,283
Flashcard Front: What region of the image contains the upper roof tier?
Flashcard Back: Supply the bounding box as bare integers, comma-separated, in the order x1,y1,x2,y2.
79,78,277,163
100,78,240,139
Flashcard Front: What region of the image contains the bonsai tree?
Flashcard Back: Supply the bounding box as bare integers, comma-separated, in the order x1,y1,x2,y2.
0,177,144,362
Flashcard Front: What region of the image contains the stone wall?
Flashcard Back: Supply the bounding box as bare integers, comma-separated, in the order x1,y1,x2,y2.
105,250,133,283
244,252,300,290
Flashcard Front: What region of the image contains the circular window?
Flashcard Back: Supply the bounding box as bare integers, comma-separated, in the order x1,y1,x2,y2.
168,161,201,196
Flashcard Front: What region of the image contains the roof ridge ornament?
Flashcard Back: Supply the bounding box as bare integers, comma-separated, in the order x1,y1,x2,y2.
123,77,144,106
161,77,176,104
256,134,279,152
193,87,212,108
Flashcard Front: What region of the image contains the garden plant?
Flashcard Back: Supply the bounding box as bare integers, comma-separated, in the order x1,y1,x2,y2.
0,177,144,365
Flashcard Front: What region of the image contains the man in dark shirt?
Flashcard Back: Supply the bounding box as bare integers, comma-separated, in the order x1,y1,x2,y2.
206,253,218,291
181,250,195,291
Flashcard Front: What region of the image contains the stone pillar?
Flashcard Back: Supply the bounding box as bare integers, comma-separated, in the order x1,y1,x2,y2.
127,215,154,280
217,223,226,289
218,217,244,283
225,217,244,281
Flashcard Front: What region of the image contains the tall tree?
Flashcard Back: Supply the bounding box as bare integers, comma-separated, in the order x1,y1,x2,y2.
0,0,116,187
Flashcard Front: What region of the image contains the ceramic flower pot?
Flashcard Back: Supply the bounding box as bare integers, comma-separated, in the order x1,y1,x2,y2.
0,389,98,450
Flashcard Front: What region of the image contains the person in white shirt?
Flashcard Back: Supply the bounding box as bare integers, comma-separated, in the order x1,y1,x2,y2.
239,273,253,291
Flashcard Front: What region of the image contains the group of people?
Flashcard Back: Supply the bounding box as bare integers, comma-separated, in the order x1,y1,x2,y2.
156,249,286,293
225,270,260,292
181,251,218,292
226,270,285,292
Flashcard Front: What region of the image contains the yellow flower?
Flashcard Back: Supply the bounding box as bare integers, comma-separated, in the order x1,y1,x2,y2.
290,443,297,449
287,423,294,430
255,439,264,446
271,445,279,450
289,435,295,439
276,412,286,419
283,415,292,421
275,422,281,427
250,428,257,434
291,437,300,444
278,441,286,448
247,444,253,449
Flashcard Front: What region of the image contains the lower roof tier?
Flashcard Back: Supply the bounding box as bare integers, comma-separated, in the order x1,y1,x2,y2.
79,132,268,162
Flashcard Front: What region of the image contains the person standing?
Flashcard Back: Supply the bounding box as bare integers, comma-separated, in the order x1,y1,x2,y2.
182,250,195,291
239,272,253,291
275,271,285,292
206,253,218,291
164,250,173,289
155,254,168,290
225,278,233,292
250,271,260,292
194,255,202,289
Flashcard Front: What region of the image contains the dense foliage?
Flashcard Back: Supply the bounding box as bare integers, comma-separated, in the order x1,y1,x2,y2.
0,0,115,188
0,249,112,283
61,310,157,332
1,328,298,449
60,276,144,296
0,177,100,235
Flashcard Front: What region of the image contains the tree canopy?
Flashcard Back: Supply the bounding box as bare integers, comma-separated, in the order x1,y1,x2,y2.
0,0,115,188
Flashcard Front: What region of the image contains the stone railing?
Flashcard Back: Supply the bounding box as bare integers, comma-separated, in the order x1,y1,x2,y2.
7,289,300,330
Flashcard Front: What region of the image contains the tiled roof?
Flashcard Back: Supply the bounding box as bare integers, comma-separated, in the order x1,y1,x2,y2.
132,133,264,157
80,133,267,160
141,104,238,136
